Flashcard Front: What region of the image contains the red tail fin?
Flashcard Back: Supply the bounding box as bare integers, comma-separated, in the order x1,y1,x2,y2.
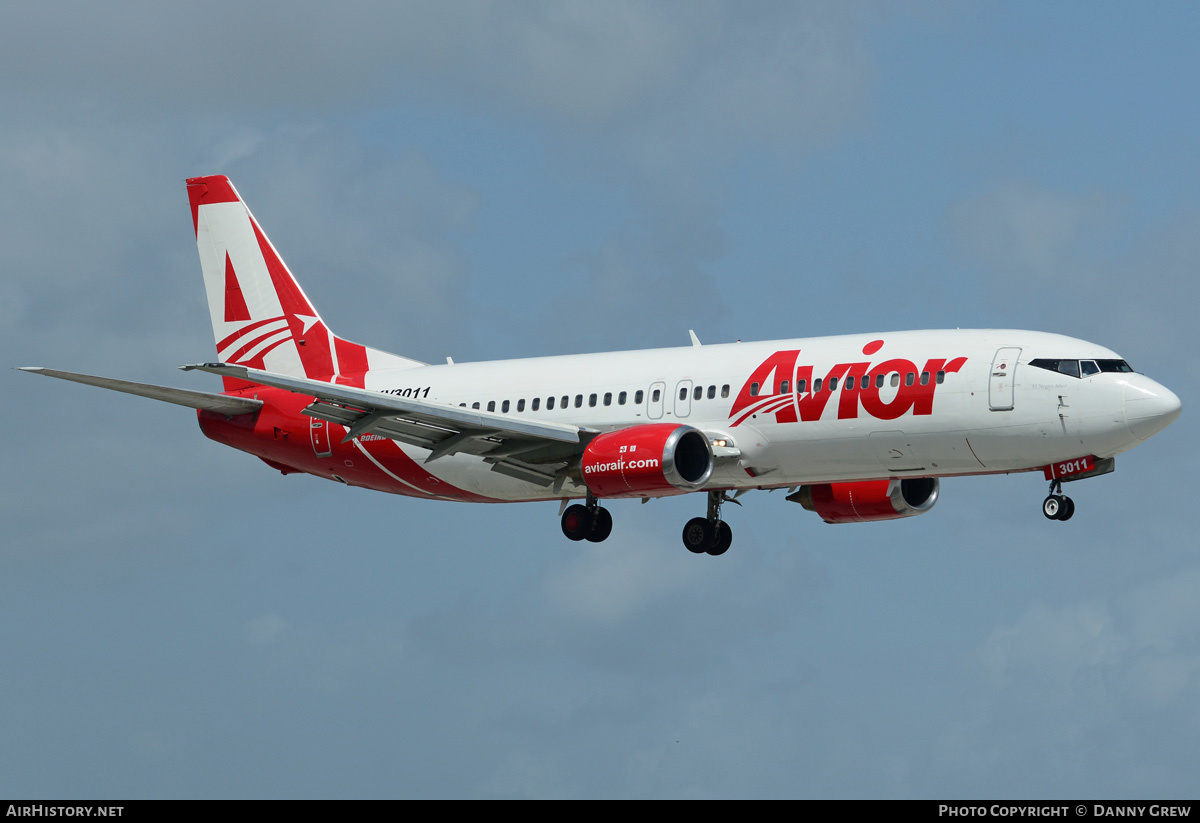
187,175,423,389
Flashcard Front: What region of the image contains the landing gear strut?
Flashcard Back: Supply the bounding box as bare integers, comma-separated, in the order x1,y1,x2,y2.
561,492,613,542
1042,480,1075,522
681,490,735,556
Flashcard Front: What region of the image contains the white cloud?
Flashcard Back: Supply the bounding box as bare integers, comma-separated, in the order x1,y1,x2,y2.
976,569,1200,723
979,600,1128,695
246,614,291,645
2,3,877,155
542,535,709,623
949,181,1118,285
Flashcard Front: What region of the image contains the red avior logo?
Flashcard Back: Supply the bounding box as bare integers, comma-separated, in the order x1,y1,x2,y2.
729,341,966,426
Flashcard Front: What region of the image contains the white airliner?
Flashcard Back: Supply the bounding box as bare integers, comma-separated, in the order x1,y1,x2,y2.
21,176,1182,555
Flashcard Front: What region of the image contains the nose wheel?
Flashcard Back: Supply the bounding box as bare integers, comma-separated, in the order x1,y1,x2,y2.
1042,481,1075,521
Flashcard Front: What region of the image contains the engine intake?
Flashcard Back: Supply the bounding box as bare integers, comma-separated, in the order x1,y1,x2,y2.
788,477,939,524
581,424,713,498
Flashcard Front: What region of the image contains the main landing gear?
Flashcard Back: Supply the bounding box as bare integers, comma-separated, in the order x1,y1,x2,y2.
560,490,739,555
561,492,613,543
681,490,736,556
1042,480,1075,522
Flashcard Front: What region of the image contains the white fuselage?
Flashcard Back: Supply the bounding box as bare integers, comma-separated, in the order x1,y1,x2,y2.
351,328,1179,502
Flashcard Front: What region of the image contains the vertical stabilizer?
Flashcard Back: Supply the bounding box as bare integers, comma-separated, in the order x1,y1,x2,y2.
186,175,423,389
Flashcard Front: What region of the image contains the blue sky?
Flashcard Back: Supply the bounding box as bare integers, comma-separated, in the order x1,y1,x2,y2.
2,1,1197,798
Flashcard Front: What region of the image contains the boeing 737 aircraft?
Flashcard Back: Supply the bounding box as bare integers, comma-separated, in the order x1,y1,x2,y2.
21,176,1182,555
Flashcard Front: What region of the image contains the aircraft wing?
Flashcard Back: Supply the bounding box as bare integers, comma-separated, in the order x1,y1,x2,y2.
183,362,597,487
18,366,264,416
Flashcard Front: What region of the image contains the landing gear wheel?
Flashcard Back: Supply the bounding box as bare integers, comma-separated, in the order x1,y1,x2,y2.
682,517,714,554
586,507,613,542
1058,496,1075,522
561,504,592,541
1042,495,1062,520
707,521,733,556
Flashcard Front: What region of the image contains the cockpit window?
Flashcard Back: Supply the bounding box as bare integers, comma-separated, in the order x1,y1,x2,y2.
1030,358,1135,378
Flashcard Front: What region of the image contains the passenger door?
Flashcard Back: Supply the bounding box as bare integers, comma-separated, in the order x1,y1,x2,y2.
989,347,1021,411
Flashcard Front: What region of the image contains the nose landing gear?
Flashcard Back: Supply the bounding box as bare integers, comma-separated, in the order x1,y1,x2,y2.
1042,480,1075,521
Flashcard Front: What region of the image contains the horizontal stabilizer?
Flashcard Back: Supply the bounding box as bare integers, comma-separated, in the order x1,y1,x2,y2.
19,367,262,416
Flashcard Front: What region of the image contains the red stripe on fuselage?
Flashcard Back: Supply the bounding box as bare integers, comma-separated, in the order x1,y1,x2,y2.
196,387,497,502
353,438,496,502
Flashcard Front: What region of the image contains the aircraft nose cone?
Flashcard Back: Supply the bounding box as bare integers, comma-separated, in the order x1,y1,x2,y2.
1125,378,1182,442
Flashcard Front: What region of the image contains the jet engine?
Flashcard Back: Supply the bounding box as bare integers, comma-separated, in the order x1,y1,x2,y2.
581,424,713,498
788,477,939,524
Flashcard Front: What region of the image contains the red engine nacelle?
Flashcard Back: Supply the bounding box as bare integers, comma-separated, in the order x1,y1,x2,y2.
789,477,939,524
580,424,713,498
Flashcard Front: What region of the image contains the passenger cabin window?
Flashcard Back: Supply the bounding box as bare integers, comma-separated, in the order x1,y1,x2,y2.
532,398,540,411
604,392,612,406
707,385,715,399
876,374,885,389
679,387,687,401
779,380,789,394
798,379,807,393
905,373,914,387
936,371,945,384
488,401,496,412
920,372,929,385
561,395,569,409
589,393,597,407
846,376,855,390
829,377,838,391
813,377,822,392
890,373,900,388
574,395,583,408
638,390,647,404
517,399,524,412
750,382,760,397
502,400,510,412
650,389,659,403
618,391,627,405
693,386,702,401
472,402,480,410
